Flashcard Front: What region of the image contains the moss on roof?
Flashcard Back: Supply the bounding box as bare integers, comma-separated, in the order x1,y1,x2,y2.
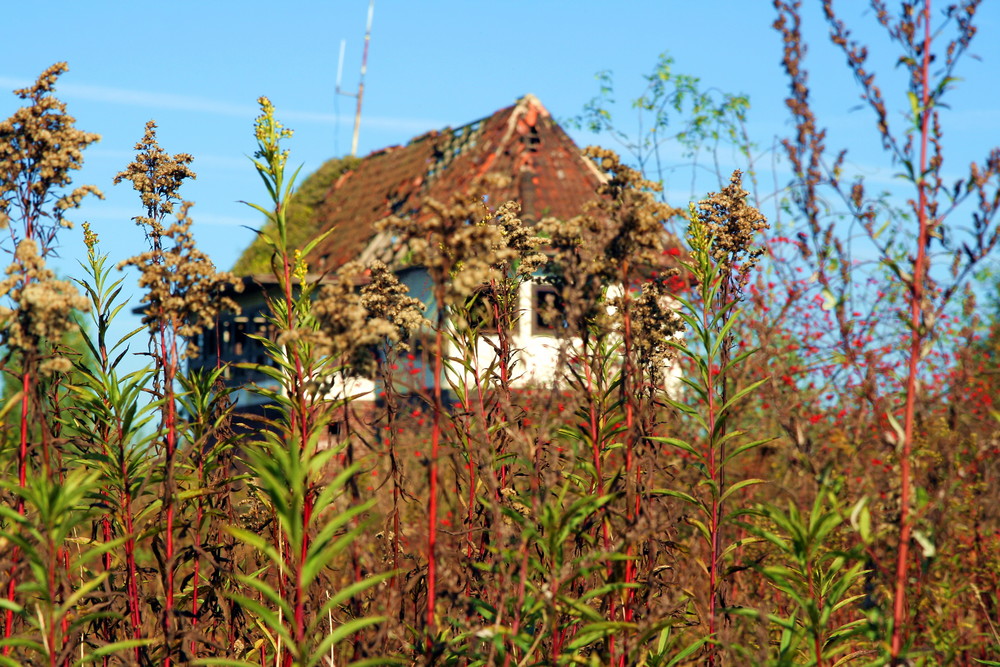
232,155,361,275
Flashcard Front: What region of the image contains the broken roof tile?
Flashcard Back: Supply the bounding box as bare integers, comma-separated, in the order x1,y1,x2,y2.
308,94,606,270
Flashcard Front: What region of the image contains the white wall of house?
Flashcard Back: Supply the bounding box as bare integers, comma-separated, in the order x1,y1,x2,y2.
443,280,682,397
444,280,566,391
322,277,682,403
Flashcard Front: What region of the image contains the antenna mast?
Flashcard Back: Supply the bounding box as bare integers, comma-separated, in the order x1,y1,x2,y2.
335,0,374,157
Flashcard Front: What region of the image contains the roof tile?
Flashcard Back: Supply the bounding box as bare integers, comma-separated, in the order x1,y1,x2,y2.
308,95,605,270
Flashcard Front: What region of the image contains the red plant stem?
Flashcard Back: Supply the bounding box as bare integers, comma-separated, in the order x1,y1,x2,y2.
112,402,143,659
2,371,32,651
20,371,30,488
427,319,444,642
46,536,56,667
466,326,505,602
124,524,141,649
278,251,314,666
392,460,401,580
99,453,114,576
501,549,530,667
806,558,824,667
191,459,204,657
60,547,71,667
619,271,638,658
293,496,313,656
582,356,613,557
1,576,14,655
380,360,402,594
503,424,541,667
706,285,722,667
490,292,512,487
281,256,311,450
582,359,604,498
464,413,476,602
581,349,618,663
340,403,366,659
160,322,178,667
892,0,932,658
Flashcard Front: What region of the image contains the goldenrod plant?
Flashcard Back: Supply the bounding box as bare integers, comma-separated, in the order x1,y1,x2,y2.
1,12,999,659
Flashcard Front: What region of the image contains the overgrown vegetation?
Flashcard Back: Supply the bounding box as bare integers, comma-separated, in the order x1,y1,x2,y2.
233,155,360,275
1,3,999,665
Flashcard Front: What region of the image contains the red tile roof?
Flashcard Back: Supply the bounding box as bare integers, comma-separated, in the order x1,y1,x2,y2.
308,94,606,270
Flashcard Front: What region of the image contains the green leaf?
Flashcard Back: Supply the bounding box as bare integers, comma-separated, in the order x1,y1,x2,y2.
648,436,700,460
907,90,920,119
652,488,708,515
73,639,155,665
913,530,936,558
718,378,769,417
849,497,872,544
719,536,765,561
308,616,387,666
687,518,711,545
565,621,636,651
665,637,709,667
720,478,767,503
723,437,774,466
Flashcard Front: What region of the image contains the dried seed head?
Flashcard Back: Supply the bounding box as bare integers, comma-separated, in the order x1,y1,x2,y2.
0,64,100,374
312,260,427,376
0,238,90,373
114,120,195,238
492,200,547,279
628,278,684,384
377,188,520,306
116,123,240,357
119,203,242,358
0,62,103,243
539,148,683,336
697,170,768,289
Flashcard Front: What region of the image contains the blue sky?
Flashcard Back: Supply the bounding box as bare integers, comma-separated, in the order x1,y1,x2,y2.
2,2,999,336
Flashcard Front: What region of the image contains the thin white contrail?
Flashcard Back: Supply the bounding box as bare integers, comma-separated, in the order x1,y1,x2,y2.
0,76,441,132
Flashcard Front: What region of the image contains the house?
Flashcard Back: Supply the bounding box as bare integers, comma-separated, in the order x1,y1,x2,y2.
193,94,684,404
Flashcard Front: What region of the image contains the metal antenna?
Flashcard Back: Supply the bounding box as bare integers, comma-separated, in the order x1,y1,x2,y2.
335,1,374,157
336,39,346,92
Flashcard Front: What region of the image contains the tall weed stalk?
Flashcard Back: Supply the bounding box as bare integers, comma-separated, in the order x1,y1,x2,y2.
775,1,1000,659
0,62,100,658
215,98,392,667
652,180,769,664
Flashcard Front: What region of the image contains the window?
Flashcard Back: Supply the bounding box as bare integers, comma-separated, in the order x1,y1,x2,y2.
532,284,566,336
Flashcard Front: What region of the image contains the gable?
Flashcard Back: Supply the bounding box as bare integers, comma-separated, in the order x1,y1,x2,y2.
306,94,605,271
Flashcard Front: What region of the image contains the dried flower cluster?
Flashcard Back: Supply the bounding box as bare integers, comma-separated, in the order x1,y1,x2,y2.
629,278,684,385
0,238,89,374
540,147,683,335
491,200,547,280
120,205,241,356
0,63,99,376
697,169,768,290
0,62,102,245
377,190,520,307
116,122,241,356
361,260,428,341
312,260,425,376
114,121,195,240
585,146,684,270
